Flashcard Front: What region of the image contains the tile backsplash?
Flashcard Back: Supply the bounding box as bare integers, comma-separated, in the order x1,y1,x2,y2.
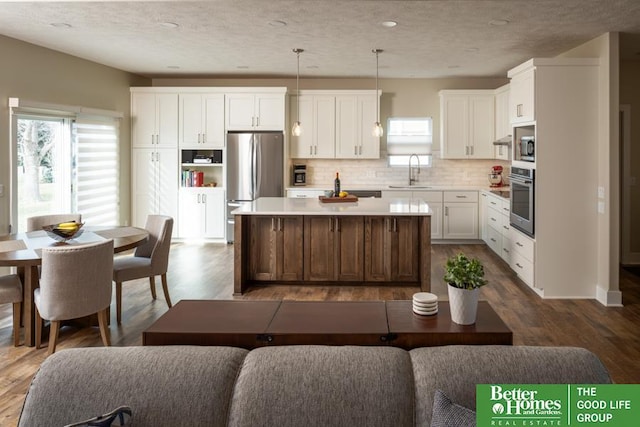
292,156,511,188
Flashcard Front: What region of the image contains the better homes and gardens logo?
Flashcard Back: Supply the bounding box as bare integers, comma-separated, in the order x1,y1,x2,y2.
477,384,639,426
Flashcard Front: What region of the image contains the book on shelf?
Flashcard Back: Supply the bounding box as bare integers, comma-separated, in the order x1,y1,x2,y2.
181,170,205,187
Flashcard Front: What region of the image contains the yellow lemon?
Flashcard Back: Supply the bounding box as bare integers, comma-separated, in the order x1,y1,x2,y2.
339,191,348,198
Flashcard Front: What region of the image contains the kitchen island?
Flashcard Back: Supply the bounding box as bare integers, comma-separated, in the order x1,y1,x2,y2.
232,197,432,294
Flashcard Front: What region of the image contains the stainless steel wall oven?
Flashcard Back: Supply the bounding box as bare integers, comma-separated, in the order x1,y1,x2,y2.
509,166,535,237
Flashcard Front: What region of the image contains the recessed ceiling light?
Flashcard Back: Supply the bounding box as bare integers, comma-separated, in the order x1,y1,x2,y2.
268,20,287,27
381,21,397,28
448,65,460,69
167,65,180,69
50,23,72,28
159,22,179,29
465,47,479,53
488,19,509,26
306,65,319,69
237,66,250,69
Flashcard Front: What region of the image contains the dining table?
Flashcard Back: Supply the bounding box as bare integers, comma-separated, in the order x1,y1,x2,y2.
0,226,149,347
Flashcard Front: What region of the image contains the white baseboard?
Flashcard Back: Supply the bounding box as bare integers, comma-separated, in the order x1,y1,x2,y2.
596,286,623,307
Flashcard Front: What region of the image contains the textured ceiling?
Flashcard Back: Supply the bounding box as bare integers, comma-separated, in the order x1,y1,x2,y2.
1,0,639,79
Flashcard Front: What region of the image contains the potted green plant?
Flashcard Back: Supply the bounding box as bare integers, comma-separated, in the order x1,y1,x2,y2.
444,252,487,325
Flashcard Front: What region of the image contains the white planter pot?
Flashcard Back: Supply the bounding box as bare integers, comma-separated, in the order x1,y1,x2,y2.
447,285,480,325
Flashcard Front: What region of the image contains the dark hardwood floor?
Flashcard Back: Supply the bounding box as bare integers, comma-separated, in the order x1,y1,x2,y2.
1,242,639,425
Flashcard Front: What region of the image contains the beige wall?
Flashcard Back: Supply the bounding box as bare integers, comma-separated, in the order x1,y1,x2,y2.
557,32,621,304
0,35,149,234
620,60,640,255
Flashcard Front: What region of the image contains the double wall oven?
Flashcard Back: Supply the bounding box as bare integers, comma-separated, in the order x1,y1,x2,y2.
509,166,535,237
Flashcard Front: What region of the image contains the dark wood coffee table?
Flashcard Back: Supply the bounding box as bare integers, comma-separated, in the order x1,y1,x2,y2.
143,300,512,348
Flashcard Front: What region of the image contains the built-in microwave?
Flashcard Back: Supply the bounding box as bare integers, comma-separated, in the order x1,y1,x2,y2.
520,136,535,162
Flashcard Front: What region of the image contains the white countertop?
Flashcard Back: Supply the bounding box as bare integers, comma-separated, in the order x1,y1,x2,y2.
232,197,433,216
287,185,509,192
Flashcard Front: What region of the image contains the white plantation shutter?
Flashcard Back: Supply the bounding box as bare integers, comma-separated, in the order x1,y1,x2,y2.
73,116,120,225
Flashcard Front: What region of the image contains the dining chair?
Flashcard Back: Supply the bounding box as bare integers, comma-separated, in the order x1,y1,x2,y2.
35,240,114,355
27,213,82,232
112,215,173,324
0,274,23,346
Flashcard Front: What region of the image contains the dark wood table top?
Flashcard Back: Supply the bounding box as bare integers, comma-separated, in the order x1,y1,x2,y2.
143,299,513,348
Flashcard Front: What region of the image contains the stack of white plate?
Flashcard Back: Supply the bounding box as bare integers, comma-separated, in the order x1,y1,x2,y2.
412,292,438,316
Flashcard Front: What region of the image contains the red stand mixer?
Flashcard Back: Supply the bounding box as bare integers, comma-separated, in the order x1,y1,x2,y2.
488,165,504,187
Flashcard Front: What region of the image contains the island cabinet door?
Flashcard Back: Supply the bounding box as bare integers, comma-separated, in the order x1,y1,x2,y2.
365,217,420,282
365,217,391,281
304,216,336,281
277,216,304,280
248,216,278,281
334,216,365,281
392,217,420,282
303,216,364,281
248,216,303,281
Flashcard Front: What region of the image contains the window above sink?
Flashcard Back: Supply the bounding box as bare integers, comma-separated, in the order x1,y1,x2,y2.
386,117,432,167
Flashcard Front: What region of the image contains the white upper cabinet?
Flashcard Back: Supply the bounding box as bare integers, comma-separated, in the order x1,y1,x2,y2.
291,90,380,159
493,84,510,160
226,91,286,131
290,95,336,158
336,95,380,159
179,93,225,148
508,67,535,124
131,92,179,148
439,90,495,159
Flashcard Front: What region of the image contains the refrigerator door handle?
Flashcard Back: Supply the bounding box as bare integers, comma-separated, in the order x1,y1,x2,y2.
255,138,262,198
251,137,257,199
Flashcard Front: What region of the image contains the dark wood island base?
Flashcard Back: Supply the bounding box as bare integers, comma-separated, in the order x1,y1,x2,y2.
233,210,431,295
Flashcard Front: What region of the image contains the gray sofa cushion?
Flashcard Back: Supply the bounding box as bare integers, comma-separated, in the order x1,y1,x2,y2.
430,390,476,427
227,345,415,427
410,345,612,426
19,346,248,427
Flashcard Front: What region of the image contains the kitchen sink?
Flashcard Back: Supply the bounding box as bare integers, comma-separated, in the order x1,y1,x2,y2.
388,185,432,189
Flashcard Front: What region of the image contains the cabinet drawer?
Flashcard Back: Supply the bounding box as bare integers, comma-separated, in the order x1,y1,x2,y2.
486,226,502,255
487,206,504,231
501,235,512,264
510,228,534,261
287,189,325,198
444,191,478,203
511,251,534,287
501,199,510,215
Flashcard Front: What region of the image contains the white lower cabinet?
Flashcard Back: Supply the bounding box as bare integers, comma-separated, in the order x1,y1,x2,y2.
412,191,443,240
509,228,536,289
443,191,478,239
178,188,225,239
287,189,326,198
483,192,511,263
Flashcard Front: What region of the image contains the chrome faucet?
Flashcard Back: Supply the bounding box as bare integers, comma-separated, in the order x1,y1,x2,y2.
409,154,420,186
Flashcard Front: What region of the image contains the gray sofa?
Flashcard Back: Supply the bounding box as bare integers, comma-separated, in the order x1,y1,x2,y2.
19,345,611,427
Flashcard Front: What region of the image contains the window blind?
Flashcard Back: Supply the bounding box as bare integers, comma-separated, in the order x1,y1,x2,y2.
73,116,120,226
386,117,433,155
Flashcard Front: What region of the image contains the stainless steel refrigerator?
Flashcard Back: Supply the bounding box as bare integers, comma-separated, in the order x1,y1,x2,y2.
226,131,284,242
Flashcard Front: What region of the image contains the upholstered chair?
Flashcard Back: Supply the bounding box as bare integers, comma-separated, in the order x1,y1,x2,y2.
112,215,173,324
35,240,114,355
0,274,23,346
27,213,82,232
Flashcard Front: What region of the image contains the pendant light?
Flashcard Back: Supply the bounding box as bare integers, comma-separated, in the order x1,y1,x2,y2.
372,48,384,137
292,48,304,136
